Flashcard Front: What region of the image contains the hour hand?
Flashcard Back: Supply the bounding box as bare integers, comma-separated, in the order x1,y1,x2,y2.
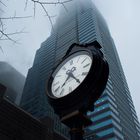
69,73,81,84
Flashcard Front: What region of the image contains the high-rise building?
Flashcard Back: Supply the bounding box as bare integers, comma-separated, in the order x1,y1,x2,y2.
0,62,25,105
20,0,140,139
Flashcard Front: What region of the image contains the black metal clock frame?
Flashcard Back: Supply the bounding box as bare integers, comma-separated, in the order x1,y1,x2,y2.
46,41,109,140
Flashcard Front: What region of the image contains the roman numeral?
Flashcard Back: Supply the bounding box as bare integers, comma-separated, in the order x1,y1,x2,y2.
70,60,73,65
77,57,80,63
83,63,90,68
82,72,88,76
62,67,66,70
81,57,87,64
56,75,61,77
54,86,60,92
60,88,64,95
53,81,59,86
69,87,72,92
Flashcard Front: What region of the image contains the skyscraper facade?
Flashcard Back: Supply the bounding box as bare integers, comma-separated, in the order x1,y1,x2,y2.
20,0,140,139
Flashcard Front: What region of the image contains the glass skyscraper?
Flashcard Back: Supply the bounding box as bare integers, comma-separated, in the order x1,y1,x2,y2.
20,0,140,139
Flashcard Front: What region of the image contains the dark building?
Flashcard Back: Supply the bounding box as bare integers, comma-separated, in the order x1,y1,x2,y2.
0,62,25,105
0,83,67,140
21,0,140,139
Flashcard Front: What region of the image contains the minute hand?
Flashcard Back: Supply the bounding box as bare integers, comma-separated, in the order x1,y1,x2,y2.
69,72,80,84
61,75,70,88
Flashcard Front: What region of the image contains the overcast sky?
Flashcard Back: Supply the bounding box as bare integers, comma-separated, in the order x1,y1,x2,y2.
0,0,140,120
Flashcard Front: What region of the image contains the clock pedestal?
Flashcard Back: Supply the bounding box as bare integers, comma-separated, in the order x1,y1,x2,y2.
61,110,92,140
46,42,109,140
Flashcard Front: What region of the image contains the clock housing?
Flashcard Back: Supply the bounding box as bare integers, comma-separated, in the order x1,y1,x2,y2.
46,43,109,117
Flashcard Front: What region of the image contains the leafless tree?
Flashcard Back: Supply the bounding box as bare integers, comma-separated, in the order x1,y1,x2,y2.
0,0,72,52
0,0,32,52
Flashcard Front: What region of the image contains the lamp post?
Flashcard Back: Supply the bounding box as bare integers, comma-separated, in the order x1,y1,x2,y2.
61,111,92,140
46,41,109,140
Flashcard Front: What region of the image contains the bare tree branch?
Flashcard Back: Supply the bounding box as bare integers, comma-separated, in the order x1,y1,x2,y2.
0,38,9,41
0,0,7,7
0,25,27,45
6,31,28,36
30,0,72,5
0,0,32,46
27,0,72,30
0,19,4,30
33,1,36,18
0,46,4,53
0,15,32,20
0,30,18,43
41,3,54,30
0,0,31,51
0,14,31,46
61,3,68,12
24,0,28,11
0,0,73,51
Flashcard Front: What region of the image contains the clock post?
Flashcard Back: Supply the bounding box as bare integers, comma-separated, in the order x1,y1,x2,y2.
61,110,92,140
46,41,109,140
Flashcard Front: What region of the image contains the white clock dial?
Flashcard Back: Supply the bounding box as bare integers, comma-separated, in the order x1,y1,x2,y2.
51,53,92,98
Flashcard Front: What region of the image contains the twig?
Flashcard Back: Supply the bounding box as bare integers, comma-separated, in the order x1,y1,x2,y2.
30,0,72,5
0,0,7,7
33,1,36,18
0,0,73,48
24,0,28,11
40,3,54,30
6,31,28,36
0,28,27,44
0,15,32,20
0,30,17,43
62,3,68,12
0,46,4,53
27,0,73,29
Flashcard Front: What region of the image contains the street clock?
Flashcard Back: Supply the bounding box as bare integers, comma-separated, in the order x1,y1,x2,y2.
46,41,109,117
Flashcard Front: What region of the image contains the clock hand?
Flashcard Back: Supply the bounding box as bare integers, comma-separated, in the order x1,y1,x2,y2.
67,74,81,83
61,73,71,88
66,67,76,75
69,72,81,84
62,67,78,88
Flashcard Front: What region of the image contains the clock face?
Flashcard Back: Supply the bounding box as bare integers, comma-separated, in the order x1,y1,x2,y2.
51,51,92,98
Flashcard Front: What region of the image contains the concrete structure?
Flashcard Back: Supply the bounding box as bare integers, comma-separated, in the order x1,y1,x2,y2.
0,62,25,105
0,83,68,140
